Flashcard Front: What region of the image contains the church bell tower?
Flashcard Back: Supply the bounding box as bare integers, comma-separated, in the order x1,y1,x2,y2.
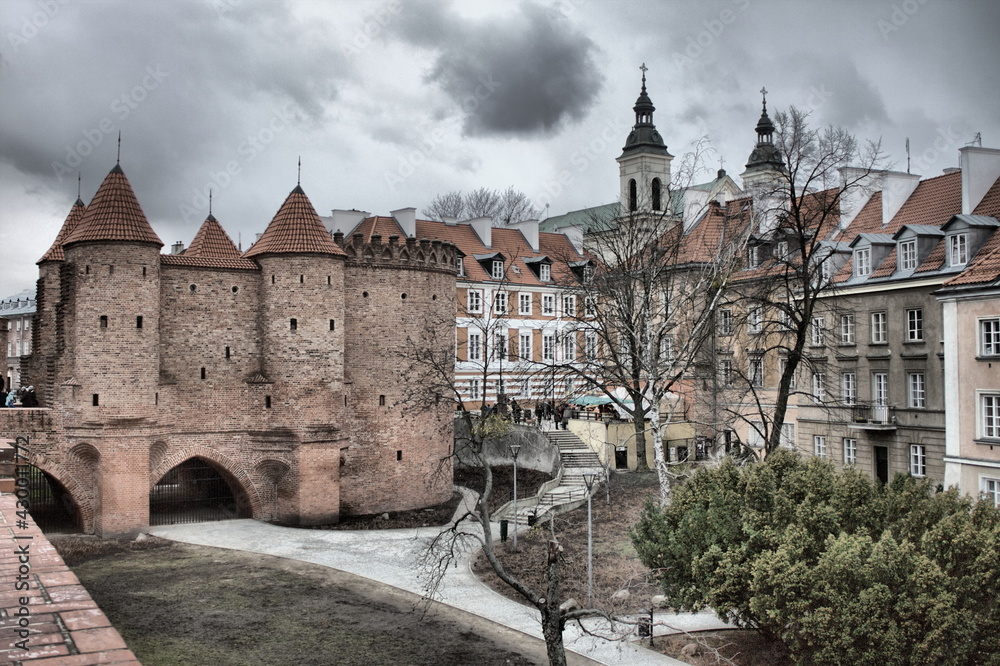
616,63,673,214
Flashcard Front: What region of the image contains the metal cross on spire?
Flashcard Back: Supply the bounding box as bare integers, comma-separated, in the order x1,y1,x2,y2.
297,156,301,186
116,131,121,164
640,62,648,90
760,86,768,112
209,189,213,216
77,172,82,199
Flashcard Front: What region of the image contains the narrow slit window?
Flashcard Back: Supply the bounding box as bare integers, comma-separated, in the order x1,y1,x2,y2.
379,394,386,406
327,275,331,285
396,450,402,461
155,392,158,405
225,346,231,359
265,395,272,409
92,394,99,406
200,367,206,380
142,267,147,277
329,319,335,331
271,275,275,284
290,318,297,331
300,274,304,284
109,265,114,274
136,315,143,329
99,315,108,328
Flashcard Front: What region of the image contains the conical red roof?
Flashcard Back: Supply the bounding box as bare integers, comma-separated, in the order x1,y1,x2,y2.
63,164,162,247
38,197,86,263
243,185,344,258
186,214,242,259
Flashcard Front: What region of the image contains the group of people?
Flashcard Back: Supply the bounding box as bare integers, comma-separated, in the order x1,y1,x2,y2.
479,396,576,430
2,385,37,408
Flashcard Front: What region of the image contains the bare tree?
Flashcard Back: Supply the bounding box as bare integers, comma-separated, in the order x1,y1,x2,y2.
546,140,741,504
398,312,613,666
423,187,539,225
709,107,886,455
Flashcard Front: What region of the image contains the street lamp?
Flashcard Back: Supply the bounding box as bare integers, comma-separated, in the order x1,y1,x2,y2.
509,442,521,552
582,471,597,608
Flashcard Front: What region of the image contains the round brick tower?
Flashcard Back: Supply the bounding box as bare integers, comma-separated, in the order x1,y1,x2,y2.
60,164,163,419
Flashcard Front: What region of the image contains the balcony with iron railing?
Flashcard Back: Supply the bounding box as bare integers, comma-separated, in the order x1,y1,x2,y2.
848,401,897,431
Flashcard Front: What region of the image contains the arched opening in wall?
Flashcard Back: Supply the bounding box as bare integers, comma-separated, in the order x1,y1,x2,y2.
652,177,662,211
628,179,637,212
149,457,251,526
20,465,81,533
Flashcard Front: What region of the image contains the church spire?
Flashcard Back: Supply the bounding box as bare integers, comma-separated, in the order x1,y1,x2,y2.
742,87,786,189
621,63,670,157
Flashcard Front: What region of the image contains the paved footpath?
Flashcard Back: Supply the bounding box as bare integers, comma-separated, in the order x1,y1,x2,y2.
152,511,728,666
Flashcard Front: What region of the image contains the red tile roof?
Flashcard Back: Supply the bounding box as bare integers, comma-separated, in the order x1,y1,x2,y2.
244,185,345,258
62,164,162,247
972,178,1000,218
351,216,584,286
160,254,258,270
38,198,86,263
186,214,243,259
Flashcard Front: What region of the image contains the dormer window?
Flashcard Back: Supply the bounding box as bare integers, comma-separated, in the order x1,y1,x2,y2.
747,245,762,269
949,233,968,266
457,257,465,276
539,264,551,281
854,248,871,276
491,260,504,280
899,240,917,270
775,241,789,262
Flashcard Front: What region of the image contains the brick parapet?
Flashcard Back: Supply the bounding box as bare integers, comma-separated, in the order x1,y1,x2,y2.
0,491,139,663
335,233,458,275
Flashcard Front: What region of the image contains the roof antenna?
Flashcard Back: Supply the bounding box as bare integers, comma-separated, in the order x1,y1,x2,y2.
209,189,213,216
116,131,121,164
906,137,910,174
297,156,301,186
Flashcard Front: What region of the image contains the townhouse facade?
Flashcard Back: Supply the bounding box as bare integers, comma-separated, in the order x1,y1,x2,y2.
1,289,35,391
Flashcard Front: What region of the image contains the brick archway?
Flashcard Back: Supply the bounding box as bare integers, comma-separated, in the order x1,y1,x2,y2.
150,446,264,520
17,450,95,534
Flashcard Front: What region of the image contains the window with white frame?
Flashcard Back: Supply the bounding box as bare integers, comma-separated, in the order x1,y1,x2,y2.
519,332,532,360
982,477,1000,508
906,309,923,342
718,309,733,336
750,357,764,387
777,306,793,330
776,241,789,262
15,341,21,355
542,333,555,361
494,291,508,315
843,437,857,465
820,257,835,284
584,297,596,317
908,372,926,408
719,358,733,386
812,371,826,402
539,263,551,282
981,393,1000,439
873,372,889,406
467,290,482,314
949,233,968,266
747,245,761,269
749,307,763,333
813,435,827,458
469,378,481,401
780,423,795,449
562,334,576,361
840,313,855,344
467,331,482,362
661,335,675,365
854,247,871,276
981,317,1000,356
542,294,555,316
909,444,926,477
810,316,825,346
491,259,505,280
457,257,465,276
585,332,598,360
841,372,856,405
22,340,29,355
562,295,576,317
748,422,764,448
899,240,917,271
871,311,887,343
518,293,532,315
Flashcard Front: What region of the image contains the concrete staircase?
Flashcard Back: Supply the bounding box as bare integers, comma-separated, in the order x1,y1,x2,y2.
497,429,603,526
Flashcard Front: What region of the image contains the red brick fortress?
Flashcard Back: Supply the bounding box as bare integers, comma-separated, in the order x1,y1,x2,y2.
4,163,458,536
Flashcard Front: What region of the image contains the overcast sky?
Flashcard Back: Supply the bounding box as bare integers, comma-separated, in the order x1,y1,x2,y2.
2,0,998,296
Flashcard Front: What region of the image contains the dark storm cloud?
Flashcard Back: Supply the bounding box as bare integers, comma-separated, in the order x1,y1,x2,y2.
0,0,346,220
391,0,604,137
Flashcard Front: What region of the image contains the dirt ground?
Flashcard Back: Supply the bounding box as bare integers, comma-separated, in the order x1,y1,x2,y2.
55,536,545,666
471,470,791,666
